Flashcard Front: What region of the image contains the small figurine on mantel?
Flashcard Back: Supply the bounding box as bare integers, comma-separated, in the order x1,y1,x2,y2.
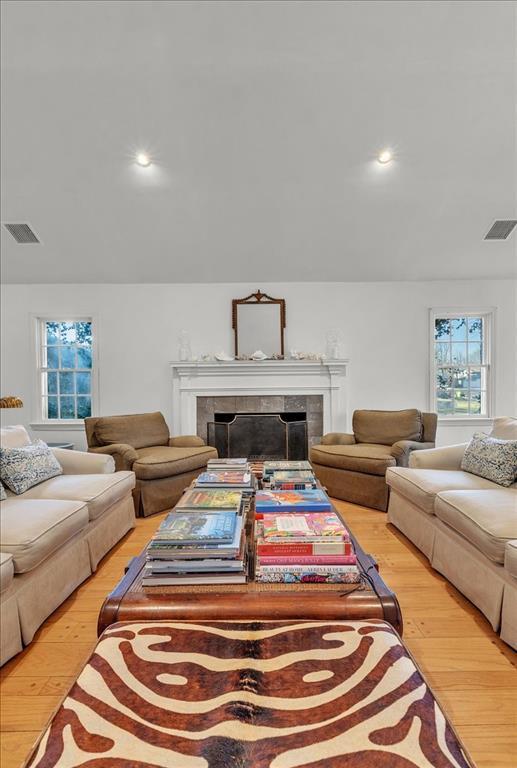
325,329,341,360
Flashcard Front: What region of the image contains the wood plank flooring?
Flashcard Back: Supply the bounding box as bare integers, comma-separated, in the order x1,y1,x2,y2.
1,501,515,767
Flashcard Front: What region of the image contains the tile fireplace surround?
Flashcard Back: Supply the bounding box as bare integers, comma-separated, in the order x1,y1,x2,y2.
170,360,349,446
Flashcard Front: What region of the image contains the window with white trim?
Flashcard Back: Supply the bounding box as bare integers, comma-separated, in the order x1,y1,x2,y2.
37,319,95,421
430,310,493,419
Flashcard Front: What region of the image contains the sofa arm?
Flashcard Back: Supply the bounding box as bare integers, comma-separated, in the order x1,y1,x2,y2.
169,435,206,448
391,440,436,468
52,447,115,474
409,443,467,470
88,444,138,472
320,433,356,446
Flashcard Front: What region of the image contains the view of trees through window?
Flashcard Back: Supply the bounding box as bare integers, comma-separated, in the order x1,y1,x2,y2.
41,320,93,419
434,316,487,416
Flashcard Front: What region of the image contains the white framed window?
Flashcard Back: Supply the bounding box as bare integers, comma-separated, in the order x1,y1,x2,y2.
34,317,97,423
429,309,494,421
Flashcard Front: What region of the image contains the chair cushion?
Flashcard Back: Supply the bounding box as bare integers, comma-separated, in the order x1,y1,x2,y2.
0,498,88,573
20,471,135,521
434,489,517,563
505,540,517,579
461,432,517,487
353,408,422,446
133,445,217,480
94,412,170,450
0,552,14,593
386,467,500,515
311,443,396,476
0,440,63,494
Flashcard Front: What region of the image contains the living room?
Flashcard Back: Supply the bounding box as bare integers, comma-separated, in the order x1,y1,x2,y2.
0,1,516,767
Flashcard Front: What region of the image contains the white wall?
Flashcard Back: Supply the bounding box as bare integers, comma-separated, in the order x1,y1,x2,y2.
1,280,515,450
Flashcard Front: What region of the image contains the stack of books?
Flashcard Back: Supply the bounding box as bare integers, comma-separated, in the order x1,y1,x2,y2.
255,487,332,513
267,469,317,490
262,460,312,482
143,488,247,586
254,511,358,584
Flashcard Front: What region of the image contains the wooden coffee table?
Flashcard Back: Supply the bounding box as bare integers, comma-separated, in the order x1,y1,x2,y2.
98,499,402,635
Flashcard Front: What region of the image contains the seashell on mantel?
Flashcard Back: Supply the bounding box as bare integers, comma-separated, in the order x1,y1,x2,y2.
250,350,268,360
214,351,234,361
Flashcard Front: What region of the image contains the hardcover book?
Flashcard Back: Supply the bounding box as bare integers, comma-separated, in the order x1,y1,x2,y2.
255,489,331,513
255,569,360,584
261,512,349,542
176,489,243,511
263,460,312,476
257,554,357,565
256,540,353,556
195,471,252,486
152,510,237,545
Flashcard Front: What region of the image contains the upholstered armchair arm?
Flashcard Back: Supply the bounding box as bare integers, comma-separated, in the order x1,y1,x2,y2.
52,447,115,474
88,443,138,471
409,443,467,470
320,433,356,446
169,435,206,448
391,440,436,468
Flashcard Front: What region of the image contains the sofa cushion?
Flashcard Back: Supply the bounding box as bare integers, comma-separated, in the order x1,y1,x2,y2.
386,467,500,515
94,412,170,450
491,417,517,440
504,540,517,579
0,481,6,501
133,445,217,480
20,471,135,521
0,440,63,494
461,432,517,487
0,498,89,573
0,552,14,593
311,443,396,476
0,425,31,449
434,489,517,563
353,409,422,446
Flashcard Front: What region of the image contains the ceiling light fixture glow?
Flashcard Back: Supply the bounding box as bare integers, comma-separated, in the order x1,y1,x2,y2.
377,149,393,164
136,152,152,167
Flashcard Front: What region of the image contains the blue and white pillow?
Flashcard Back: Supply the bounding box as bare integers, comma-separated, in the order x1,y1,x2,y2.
461,432,517,488
0,440,62,495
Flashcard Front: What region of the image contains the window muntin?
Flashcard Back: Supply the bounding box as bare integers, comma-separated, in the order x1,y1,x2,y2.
432,313,491,418
39,320,93,420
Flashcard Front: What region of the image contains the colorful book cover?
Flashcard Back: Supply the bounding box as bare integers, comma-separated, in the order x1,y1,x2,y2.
196,471,251,486
208,458,248,467
255,569,361,584
255,489,331,513
153,510,236,544
261,512,349,541
270,470,316,482
176,489,243,511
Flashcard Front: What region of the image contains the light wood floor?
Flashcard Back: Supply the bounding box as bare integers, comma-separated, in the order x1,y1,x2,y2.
1,501,516,767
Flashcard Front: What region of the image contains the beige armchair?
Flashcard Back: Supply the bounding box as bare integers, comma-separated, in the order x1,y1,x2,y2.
85,412,217,517
310,409,437,511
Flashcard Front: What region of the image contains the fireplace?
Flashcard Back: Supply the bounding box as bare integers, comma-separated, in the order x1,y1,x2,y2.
208,411,308,460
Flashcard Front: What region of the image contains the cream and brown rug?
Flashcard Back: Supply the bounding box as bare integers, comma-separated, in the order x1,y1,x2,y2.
28,619,474,767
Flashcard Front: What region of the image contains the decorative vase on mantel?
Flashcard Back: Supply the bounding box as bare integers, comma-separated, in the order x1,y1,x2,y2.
178,330,192,361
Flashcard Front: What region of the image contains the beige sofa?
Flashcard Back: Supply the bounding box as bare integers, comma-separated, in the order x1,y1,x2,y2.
0,425,136,665
386,417,517,649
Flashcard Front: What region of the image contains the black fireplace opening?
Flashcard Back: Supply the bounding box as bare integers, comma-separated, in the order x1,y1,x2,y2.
208,411,308,460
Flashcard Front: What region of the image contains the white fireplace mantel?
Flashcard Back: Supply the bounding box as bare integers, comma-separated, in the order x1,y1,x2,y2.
170,359,350,437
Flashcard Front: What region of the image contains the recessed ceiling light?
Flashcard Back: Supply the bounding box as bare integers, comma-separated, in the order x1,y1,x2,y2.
136,152,151,167
377,149,393,164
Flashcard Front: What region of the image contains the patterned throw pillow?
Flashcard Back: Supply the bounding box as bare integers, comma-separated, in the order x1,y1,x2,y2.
0,440,63,495
0,481,6,500
461,432,517,487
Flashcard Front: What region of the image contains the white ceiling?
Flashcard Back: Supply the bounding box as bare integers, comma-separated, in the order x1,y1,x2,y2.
1,0,516,283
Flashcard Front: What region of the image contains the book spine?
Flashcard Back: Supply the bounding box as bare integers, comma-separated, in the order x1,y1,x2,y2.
257,555,357,565
256,542,352,556
255,571,361,584
256,504,332,513
257,564,359,574
269,483,316,490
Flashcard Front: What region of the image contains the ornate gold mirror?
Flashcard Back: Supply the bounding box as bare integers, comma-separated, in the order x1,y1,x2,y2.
232,290,286,358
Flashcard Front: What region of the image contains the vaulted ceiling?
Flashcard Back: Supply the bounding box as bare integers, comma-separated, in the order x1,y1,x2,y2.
1,0,515,283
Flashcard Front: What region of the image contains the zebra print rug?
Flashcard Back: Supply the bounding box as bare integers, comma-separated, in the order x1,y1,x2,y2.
28,619,474,767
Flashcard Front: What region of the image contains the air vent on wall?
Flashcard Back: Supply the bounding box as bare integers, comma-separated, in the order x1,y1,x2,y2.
484,220,517,240
3,223,40,243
